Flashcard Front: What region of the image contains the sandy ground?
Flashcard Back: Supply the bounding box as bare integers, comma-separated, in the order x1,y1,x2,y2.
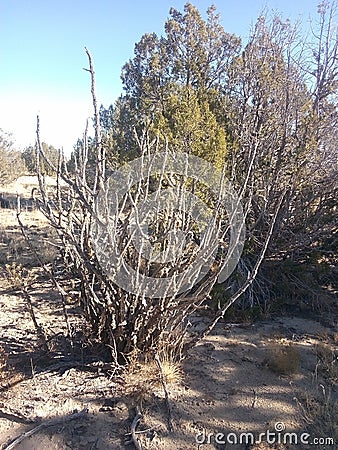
0,282,336,449
4,175,66,194
0,176,337,449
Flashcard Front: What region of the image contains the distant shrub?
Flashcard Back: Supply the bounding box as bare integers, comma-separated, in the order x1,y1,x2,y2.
0,129,26,186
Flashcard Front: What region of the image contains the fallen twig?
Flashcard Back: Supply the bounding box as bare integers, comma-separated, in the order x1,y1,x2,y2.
125,427,153,435
127,405,142,450
2,408,88,450
0,408,34,425
251,389,257,408
0,359,115,393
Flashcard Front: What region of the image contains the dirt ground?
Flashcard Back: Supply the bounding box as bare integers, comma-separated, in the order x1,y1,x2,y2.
0,287,337,450
0,177,337,450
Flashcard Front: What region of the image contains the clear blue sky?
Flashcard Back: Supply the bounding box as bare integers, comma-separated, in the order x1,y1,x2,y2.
0,0,319,154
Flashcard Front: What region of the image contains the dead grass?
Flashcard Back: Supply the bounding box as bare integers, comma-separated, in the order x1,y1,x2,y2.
295,386,338,448
0,209,58,267
122,350,183,407
314,342,338,383
264,342,301,375
158,355,183,385
4,262,38,289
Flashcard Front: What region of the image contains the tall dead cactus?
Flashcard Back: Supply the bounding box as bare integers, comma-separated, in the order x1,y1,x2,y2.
30,49,284,363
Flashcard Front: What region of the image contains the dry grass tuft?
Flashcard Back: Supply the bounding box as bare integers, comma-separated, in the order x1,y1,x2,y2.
158,354,183,385
122,350,183,406
264,342,301,375
314,343,338,382
295,386,338,448
5,262,38,289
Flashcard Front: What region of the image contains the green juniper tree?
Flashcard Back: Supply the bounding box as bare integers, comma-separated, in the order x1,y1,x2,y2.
22,143,60,176
101,2,240,167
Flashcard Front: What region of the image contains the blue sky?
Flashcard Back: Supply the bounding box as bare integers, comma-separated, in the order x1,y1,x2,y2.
0,0,320,154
